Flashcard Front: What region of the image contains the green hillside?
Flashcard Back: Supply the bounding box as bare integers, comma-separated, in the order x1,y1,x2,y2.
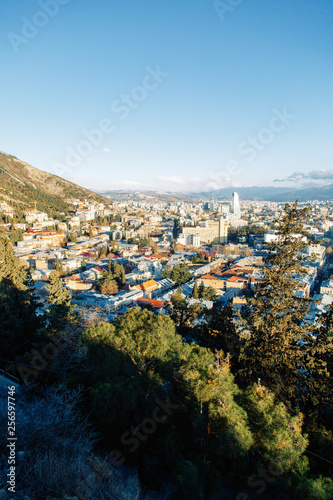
0,151,110,216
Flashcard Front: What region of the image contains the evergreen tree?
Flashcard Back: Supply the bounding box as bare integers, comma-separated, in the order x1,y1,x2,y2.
190,252,205,263
191,281,199,299
309,303,333,421
237,201,315,405
81,256,86,271
0,234,41,356
120,266,126,286
55,257,64,275
169,287,202,328
10,228,23,245
165,262,192,285
207,301,239,356
199,285,217,302
242,383,309,474
45,272,76,328
198,282,206,298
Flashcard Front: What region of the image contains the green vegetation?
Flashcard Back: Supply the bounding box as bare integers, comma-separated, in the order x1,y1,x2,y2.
10,228,23,245
190,280,217,302
190,251,206,263
0,234,41,358
228,224,268,243
169,286,203,327
237,202,332,411
45,272,77,329
0,151,109,216
97,260,126,294
197,282,217,301
55,256,64,275
162,262,192,284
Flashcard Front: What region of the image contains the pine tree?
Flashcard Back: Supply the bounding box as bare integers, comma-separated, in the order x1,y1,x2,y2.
56,257,64,275
168,262,192,284
199,285,217,302
120,266,126,286
207,301,239,356
46,272,76,328
238,201,314,405
309,303,333,420
0,234,41,356
243,383,309,474
81,256,86,270
192,281,199,299
198,282,206,298
169,287,202,328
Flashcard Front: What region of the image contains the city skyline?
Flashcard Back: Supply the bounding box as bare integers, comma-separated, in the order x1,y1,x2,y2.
1,0,333,193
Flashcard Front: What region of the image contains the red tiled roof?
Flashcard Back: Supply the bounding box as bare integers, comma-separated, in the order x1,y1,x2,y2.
137,298,166,308
135,280,158,291
227,276,247,283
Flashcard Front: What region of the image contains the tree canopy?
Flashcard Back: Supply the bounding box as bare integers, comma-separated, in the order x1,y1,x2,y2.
162,262,192,284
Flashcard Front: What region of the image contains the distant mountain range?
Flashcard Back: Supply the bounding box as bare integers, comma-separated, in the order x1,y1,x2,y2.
201,184,333,202
99,190,197,203
0,152,109,215
266,184,333,202
99,184,333,202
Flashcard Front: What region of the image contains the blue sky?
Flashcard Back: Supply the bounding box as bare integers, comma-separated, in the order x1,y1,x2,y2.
1,0,333,192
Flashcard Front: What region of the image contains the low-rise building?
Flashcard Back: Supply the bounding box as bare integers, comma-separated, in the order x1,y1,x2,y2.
320,279,333,295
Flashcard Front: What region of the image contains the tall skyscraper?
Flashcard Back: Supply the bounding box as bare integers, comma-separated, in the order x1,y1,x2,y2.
232,192,241,218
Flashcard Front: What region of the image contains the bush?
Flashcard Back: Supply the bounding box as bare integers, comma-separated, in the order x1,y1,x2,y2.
0,385,143,499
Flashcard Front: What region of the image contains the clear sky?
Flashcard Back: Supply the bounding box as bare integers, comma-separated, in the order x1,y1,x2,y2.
1,0,333,192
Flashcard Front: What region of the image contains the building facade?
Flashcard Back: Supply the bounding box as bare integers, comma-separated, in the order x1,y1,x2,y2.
182,218,228,244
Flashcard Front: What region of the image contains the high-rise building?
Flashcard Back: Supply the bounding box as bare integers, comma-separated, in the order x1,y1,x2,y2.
232,192,241,218
181,218,228,244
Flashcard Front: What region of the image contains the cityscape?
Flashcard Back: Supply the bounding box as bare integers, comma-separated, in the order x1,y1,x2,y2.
3,185,333,322
1,1,333,499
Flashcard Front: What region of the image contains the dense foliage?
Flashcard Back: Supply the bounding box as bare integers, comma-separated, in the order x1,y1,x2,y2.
162,262,192,284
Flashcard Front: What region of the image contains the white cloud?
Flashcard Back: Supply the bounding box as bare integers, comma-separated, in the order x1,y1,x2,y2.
103,148,110,153
274,169,333,186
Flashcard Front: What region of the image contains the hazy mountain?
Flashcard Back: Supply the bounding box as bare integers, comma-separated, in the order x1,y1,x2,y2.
195,186,295,200
99,186,296,202
267,183,333,202
100,190,196,203
99,184,333,202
